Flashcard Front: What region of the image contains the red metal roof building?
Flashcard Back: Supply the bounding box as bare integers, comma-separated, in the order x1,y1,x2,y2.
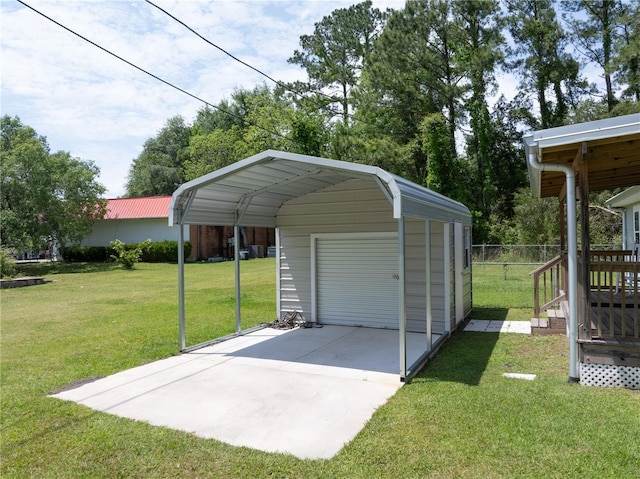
83,196,274,261
103,196,171,220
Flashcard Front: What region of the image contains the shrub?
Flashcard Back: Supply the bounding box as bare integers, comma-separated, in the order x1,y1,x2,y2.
63,246,110,262
63,241,191,264
141,240,192,263
0,247,17,278
110,239,151,269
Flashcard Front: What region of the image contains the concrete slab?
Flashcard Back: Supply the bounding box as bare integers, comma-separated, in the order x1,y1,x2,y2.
51,326,427,459
464,320,531,334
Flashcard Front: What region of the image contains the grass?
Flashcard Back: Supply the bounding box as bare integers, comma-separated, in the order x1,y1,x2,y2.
471,264,536,321
2,260,639,478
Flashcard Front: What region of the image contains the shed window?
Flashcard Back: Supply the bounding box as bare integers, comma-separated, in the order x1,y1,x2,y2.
464,226,471,269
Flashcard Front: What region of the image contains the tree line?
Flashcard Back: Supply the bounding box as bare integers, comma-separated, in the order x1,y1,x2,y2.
126,0,639,244
2,0,637,256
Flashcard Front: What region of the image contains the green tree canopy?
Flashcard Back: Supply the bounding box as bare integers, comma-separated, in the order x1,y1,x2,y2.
0,115,106,252
288,0,386,124
125,115,191,197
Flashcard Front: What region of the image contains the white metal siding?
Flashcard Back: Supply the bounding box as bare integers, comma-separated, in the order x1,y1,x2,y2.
430,222,446,334
405,218,427,333
455,222,465,326
315,234,398,328
277,179,396,321
463,226,473,319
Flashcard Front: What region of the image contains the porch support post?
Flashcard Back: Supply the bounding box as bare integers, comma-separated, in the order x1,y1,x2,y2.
234,224,241,333
559,198,566,251
577,151,590,342
398,216,407,380
178,223,186,350
559,199,567,292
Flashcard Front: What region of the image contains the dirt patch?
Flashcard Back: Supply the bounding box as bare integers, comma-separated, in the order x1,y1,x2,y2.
0,277,49,289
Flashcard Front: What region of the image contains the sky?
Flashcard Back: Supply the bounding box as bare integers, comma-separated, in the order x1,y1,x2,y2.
1,0,583,199
1,0,410,198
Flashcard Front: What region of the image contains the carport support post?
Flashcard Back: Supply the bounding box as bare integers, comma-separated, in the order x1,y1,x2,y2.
425,220,432,351
178,223,186,350
234,224,241,333
398,217,407,380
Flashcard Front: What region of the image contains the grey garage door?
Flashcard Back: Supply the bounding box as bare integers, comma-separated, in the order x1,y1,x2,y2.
315,234,399,329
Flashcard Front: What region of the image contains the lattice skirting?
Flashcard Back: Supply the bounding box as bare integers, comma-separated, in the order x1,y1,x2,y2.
580,363,640,389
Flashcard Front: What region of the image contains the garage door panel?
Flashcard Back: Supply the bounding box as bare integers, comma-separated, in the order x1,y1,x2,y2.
315,235,398,329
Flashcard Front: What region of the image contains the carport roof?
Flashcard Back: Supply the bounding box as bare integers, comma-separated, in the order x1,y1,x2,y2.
169,150,471,228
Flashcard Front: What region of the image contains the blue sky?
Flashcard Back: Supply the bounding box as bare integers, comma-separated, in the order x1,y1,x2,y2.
1,0,523,198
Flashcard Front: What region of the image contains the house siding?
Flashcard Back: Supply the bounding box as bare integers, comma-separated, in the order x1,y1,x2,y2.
82,218,189,246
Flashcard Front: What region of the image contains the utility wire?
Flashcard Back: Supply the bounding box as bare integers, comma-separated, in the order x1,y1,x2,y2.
144,0,373,127
17,0,292,143
145,0,287,91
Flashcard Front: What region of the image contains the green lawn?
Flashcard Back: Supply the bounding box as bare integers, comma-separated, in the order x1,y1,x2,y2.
1,260,639,478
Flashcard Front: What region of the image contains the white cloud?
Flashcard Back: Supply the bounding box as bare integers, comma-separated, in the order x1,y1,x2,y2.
0,0,493,198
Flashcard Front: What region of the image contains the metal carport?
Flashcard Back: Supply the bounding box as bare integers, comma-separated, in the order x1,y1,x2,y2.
169,150,472,381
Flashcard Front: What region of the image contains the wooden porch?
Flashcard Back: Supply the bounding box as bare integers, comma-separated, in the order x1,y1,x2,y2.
532,250,640,368
525,114,640,386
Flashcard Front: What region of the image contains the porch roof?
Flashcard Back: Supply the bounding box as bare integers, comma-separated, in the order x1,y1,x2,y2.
605,185,640,209
524,113,640,198
169,150,471,228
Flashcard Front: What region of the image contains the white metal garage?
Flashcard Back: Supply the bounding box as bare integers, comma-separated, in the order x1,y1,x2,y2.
169,150,472,381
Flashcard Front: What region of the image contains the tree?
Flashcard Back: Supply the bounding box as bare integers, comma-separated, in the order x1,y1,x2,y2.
506,0,585,128
614,0,640,102
563,0,623,111
125,115,191,196
184,85,327,180
419,113,465,201
454,0,505,218
0,115,106,253
288,1,386,124
361,0,465,145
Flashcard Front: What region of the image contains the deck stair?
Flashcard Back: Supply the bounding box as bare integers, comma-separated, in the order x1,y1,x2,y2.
531,308,568,335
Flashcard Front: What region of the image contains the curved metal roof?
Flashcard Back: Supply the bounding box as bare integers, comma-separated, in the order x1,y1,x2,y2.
169,150,471,228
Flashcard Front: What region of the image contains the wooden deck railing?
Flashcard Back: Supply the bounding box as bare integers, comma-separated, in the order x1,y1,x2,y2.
532,250,640,341
587,250,640,341
531,254,566,318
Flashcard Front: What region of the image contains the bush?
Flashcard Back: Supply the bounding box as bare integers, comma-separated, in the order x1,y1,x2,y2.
110,239,151,269
62,241,191,264
0,247,17,278
141,240,192,263
63,246,110,262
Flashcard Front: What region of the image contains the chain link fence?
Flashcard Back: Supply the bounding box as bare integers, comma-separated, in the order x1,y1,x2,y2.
472,244,619,265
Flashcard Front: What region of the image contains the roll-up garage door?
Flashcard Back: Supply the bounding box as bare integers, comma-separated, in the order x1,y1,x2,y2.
315,234,399,329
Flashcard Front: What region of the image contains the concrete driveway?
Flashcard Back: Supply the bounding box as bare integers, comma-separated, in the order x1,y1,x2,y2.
52,325,426,459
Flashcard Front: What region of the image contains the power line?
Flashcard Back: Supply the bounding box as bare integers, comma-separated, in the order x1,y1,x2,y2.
144,0,373,127
16,0,292,143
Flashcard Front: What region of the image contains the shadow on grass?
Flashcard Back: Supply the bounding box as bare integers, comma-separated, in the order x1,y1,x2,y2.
414,314,503,387
469,306,509,321
17,262,119,276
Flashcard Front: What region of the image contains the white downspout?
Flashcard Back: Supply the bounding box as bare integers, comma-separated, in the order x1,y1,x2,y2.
528,152,579,382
